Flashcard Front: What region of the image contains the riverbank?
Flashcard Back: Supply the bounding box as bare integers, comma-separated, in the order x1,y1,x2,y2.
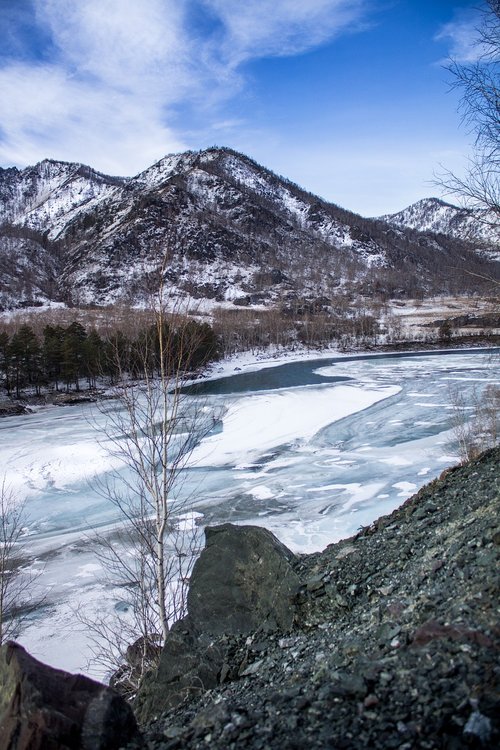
2,333,497,418
6,347,498,682
198,336,500,385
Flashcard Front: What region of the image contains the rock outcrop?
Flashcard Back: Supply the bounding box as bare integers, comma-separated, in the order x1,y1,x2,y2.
137,446,500,749
135,524,300,721
2,446,499,749
0,641,141,750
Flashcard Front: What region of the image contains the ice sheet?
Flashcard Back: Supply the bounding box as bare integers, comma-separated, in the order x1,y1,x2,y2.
5,347,498,678
191,384,400,467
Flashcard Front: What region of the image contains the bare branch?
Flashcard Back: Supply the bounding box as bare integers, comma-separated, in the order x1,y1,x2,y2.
435,1,500,216
80,238,220,689
0,479,43,644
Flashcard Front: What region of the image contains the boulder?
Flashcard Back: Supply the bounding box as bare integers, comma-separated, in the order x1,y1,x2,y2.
135,524,300,721
187,523,300,635
0,641,141,750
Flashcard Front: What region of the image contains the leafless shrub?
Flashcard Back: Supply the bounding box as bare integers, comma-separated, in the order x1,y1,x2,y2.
0,480,42,644
78,271,218,690
448,379,500,463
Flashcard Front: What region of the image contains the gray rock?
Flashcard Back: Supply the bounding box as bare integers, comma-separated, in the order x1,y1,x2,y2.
187,524,300,636
136,525,299,722
135,630,226,721
463,711,492,745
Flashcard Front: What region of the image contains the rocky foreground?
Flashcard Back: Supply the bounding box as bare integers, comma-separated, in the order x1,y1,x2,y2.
137,447,499,750
1,447,498,749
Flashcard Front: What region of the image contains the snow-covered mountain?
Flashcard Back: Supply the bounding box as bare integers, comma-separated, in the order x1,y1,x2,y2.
380,198,500,258
0,148,498,309
0,160,125,239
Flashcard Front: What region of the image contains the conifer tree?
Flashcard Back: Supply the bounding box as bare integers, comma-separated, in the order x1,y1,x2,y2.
8,325,41,397
0,332,10,395
83,329,104,388
43,325,65,391
62,322,87,391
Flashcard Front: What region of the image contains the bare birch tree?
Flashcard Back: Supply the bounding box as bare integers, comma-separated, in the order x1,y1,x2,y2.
82,276,219,691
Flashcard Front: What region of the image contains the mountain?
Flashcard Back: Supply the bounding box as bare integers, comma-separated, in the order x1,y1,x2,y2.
380,197,500,259
0,148,498,310
0,160,125,238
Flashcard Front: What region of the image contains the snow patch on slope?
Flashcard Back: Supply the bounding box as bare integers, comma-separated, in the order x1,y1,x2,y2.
380,198,500,256
0,160,123,239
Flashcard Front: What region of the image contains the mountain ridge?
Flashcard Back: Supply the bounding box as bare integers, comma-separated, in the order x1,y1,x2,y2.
0,147,498,310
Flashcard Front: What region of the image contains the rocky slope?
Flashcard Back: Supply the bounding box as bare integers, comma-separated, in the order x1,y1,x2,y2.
0,160,125,236
1,148,498,309
137,446,500,749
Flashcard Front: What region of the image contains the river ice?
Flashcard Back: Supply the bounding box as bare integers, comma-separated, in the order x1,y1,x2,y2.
2,348,498,678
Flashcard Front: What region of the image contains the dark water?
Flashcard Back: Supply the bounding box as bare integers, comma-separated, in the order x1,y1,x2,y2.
185,347,499,395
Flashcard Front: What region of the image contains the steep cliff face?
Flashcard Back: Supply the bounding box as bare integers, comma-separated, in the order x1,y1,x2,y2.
0,148,498,309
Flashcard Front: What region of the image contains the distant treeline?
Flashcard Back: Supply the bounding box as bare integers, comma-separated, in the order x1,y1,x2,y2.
0,319,219,397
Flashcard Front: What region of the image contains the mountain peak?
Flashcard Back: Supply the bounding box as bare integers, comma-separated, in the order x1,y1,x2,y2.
382,197,500,248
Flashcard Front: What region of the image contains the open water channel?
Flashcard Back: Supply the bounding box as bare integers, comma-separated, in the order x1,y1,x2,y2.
1,347,498,675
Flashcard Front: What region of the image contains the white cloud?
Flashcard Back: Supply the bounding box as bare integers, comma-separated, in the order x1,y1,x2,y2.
0,63,185,174
435,10,485,64
0,0,198,172
202,0,367,64
35,0,191,97
0,0,369,173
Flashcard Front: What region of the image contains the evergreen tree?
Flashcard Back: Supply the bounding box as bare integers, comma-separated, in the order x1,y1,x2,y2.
8,325,41,397
83,329,104,388
176,320,219,370
0,332,11,395
62,322,87,391
43,325,65,391
104,330,131,383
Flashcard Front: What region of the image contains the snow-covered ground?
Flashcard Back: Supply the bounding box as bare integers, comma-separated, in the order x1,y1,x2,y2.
386,295,499,336
3,347,498,679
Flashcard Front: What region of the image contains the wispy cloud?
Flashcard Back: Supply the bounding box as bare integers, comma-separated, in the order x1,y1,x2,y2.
35,0,191,98
201,0,368,64
0,0,195,172
0,62,186,174
0,0,370,173
435,8,486,64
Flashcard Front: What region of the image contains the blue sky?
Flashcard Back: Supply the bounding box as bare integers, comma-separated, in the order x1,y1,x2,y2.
0,0,486,215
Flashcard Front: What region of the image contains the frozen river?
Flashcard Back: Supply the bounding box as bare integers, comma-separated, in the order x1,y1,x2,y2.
3,347,498,676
